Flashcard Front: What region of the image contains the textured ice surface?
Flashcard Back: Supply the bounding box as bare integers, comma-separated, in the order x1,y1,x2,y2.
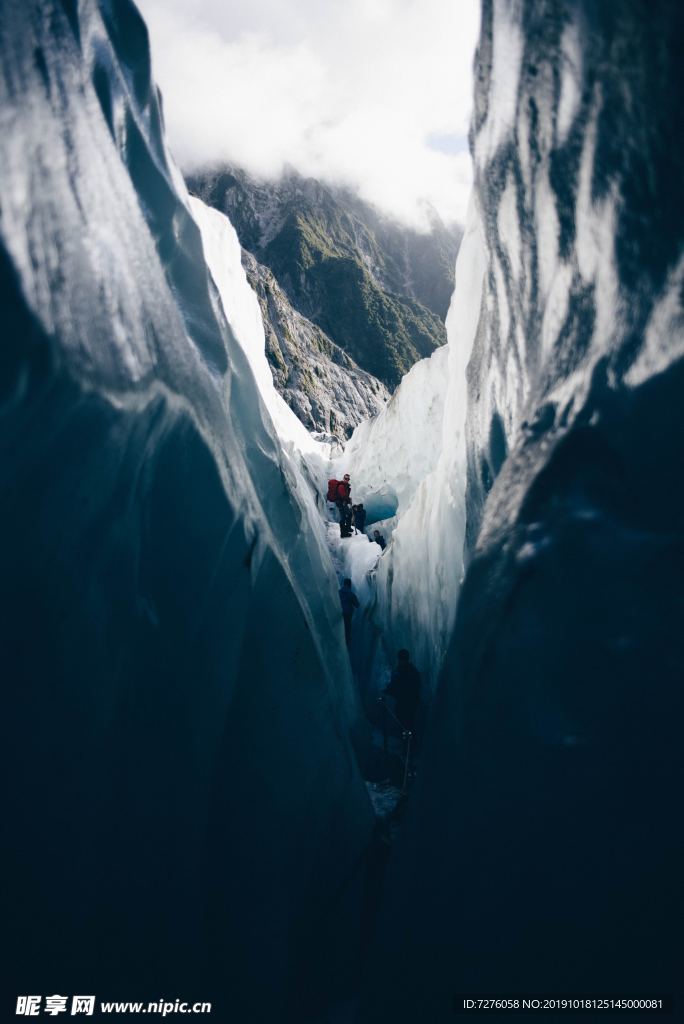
337,207,486,687
370,1,684,1019
339,347,449,521
1,1,373,1016
189,195,325,456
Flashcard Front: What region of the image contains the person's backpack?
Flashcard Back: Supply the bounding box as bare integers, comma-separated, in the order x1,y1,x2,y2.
336,480,351,501
327,479,340,502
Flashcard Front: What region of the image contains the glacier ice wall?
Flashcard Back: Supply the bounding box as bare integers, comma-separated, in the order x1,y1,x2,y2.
370,0,684,1018
338,207,486,688
1,0,373,1016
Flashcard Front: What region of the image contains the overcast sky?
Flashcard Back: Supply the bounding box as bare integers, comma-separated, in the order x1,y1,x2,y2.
137,0,480,228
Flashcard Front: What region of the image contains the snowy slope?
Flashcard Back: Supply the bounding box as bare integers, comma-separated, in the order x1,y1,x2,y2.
1,0,372,1016
339,345,449,522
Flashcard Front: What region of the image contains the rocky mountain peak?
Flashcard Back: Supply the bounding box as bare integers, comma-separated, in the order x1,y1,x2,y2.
188,164,462,397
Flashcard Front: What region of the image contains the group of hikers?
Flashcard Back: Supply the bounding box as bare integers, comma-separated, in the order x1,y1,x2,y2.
327,474,386,548
328,473,386,651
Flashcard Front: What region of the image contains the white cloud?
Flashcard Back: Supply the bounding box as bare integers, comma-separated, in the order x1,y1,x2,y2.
137,0,480,228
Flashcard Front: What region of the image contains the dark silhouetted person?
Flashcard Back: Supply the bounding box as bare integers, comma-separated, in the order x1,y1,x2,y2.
384,649,420,732
373,530,386,550
353,503,367,533
340,502,353,538
339,578,359,646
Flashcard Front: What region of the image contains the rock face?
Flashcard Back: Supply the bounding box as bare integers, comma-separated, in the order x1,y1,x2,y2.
370,0,684,1018
243,250,390,438
188,165,461,390
1,1,373,1018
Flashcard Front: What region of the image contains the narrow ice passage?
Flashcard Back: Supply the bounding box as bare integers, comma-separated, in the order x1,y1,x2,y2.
190,185,473,775
190,192,415,694
191,192,424,812
6,2,682,1018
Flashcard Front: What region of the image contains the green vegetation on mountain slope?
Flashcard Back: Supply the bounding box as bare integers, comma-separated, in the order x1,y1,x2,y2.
188,167,461,390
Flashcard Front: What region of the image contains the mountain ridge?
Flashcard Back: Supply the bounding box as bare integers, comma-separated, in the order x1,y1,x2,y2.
187,165,461,391
243,249,390,438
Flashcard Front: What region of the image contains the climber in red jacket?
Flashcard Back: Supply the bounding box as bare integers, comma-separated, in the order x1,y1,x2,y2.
335,474,351,504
